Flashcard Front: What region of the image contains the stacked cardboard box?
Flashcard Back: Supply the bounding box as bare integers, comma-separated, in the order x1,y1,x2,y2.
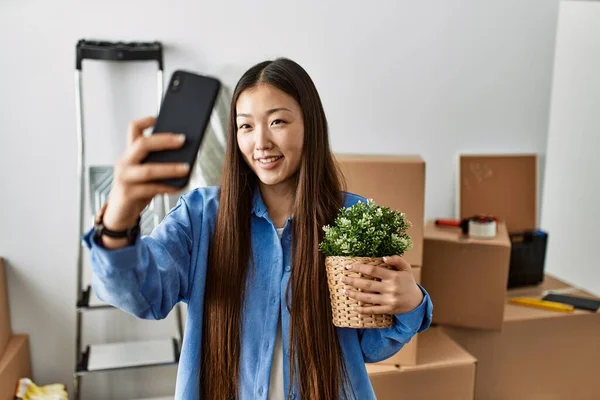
458,154,537,232
337,155,480,398
421,220,511,330
0,336,31,400
336,154,425,267
336,154,425,366
418,153,600,398
340,151,599,399
0,258,32,399
443,275,600,399
0,258,11,357
366,327,476,400
458,154,545,288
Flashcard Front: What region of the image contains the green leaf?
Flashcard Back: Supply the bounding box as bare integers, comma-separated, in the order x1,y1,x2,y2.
319,199,413,257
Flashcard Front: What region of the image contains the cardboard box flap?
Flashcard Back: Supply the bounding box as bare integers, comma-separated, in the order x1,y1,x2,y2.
507,275,570,298
367,329,476,400
0,258,12,357
407,329,476,370
0,336,28,372
505,275,600,322
365,363,398,376
459,154,537,232
367,329,476,375
0,335,32,400
443,274,600,400
424,220,511,247
336,154,424,164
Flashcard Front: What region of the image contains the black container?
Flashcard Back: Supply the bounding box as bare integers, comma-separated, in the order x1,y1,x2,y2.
507,230,548,289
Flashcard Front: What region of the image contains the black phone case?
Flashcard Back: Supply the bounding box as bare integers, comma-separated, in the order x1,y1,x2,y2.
542,293,600,312
142,70,221,189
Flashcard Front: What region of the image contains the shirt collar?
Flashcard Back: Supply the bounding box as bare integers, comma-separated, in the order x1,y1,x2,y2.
251,185,295,227
251,185,268,218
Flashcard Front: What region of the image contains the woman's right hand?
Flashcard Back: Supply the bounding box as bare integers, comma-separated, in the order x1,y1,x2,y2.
102,116,190,234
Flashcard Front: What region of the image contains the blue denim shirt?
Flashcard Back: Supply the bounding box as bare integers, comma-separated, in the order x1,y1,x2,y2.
83,186,433,399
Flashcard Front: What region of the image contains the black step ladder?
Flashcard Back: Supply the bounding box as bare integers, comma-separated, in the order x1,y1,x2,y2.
74,39,183,400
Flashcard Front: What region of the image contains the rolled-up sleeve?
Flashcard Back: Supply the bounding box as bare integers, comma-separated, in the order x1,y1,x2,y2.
82,196,196,320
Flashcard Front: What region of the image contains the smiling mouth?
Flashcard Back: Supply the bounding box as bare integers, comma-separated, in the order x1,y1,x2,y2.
257,156,283,164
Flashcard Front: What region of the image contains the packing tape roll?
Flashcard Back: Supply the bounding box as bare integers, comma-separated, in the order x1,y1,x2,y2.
468,219,497,239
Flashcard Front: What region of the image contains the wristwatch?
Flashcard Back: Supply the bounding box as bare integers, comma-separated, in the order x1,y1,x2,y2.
93,203,141,246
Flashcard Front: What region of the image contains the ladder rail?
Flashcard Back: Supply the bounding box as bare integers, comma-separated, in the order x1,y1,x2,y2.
74,69,86,371
74,39,186,400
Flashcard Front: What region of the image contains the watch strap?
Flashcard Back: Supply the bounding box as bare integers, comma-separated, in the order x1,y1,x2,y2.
93,203,140,245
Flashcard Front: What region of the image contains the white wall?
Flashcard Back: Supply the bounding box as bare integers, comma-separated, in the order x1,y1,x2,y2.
541,1,600,296
0,0,560,398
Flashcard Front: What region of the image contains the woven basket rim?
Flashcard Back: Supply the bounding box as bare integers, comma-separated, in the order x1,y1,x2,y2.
324,255,385,260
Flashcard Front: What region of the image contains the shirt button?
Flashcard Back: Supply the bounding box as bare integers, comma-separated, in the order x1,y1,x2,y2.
290,392,296,399
285,265,291,272
258,387,264,395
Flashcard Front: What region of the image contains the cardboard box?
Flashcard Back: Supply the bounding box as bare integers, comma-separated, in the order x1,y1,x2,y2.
421,221,511,330
336,155,425,267
0,258,11,358
376,266,421,366
458,154,537,232
0,335,32,400
443,275,600,400
367,327,476,400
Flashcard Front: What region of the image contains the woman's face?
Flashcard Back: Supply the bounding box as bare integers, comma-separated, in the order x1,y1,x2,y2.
236,84,304,189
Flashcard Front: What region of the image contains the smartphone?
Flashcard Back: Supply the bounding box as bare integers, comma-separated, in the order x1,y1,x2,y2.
142,70,221,189
542,293,600,312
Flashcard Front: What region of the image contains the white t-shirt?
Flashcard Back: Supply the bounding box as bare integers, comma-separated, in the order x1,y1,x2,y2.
268,228,285,399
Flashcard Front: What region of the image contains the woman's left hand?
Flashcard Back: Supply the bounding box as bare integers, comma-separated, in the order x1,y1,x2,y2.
340,255,424,315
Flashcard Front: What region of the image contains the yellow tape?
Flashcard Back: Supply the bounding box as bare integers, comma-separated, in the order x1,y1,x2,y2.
509,297,574,312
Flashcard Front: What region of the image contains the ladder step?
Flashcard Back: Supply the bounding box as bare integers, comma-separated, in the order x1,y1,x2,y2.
77,338,179,375
77,285,114,311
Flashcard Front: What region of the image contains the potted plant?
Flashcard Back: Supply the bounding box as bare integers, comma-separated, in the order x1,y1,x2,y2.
320,199,412,329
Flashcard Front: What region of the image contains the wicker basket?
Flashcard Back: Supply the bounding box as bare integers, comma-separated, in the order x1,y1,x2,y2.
325,256,393,329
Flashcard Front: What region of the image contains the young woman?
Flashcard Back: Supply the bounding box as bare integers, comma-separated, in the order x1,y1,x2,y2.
84,58,432,400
